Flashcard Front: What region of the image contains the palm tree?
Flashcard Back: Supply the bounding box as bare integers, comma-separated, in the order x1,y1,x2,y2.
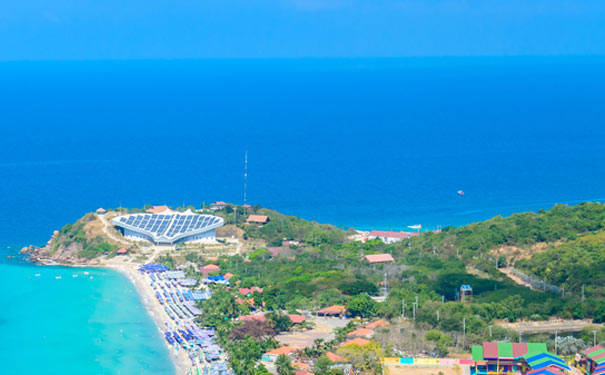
275,354,294,375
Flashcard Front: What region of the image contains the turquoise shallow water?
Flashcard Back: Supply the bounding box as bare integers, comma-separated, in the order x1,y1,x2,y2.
0,57,604,373
0,256,175,374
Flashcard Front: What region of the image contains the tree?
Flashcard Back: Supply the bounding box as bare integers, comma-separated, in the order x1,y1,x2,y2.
275,354,295,375
254,364,272,375
267,312,293,333
313,355,333,375
337,341,384,374
338,280,379,296
346,293,377,318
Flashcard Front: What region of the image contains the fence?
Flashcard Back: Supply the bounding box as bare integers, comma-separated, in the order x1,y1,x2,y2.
509,267,564,295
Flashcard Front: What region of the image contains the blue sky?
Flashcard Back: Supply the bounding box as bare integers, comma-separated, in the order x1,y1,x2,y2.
1,0,605,60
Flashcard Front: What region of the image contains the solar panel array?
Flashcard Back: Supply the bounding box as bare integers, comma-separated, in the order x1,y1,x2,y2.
118,213,222,239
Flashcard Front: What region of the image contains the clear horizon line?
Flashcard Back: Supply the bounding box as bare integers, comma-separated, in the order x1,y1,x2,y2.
2,53,605,63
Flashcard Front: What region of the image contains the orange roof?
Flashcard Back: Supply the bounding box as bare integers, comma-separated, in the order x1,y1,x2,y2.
317,305,346,315
201,264,220,272
363,253,395,263
365,319,390,329
295,372,313,375
96,207,106,214
326,352,348,363
292,362,311,370
288,314,306,324
146,205,170,214
212,201,228,206
238,314,267,322
206,256,219,261
239,286,263,295
340,338,371,347
223,272,234,280
247,215,270,224
265,346,297,356
347,328,374,338
116,247,128,255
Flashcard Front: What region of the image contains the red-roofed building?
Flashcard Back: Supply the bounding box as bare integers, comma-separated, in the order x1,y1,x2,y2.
268,247,287,257
223,272,234,281
295,372,313,375
115,247,128,255
317,305,347,317
365,319,390,330
292,362,311,371
347,328,374,338
340,338,371,347
262,346,297,361
326,352,348,363
238,286,263,296
362,253,395,264
96,207,106,214
146,205,171,214
238,314,267,323
247,215,270,225
201,264,220,276
288,314,306,324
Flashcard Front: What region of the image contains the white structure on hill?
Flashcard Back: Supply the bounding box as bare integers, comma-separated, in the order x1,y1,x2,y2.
112,208,224,245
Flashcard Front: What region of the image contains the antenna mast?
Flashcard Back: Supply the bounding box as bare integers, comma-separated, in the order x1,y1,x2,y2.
243,150,248,205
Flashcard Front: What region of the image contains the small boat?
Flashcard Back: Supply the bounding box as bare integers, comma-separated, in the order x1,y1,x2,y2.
457,190,464,196
56,276,62,279
73,274,78,278
34,273,40,277
84,271,90,275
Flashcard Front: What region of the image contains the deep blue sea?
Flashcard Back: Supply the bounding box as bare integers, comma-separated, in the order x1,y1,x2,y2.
0,57,604,372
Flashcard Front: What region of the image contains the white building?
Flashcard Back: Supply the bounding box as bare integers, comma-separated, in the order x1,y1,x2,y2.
367,230,418,244
112,208,224,245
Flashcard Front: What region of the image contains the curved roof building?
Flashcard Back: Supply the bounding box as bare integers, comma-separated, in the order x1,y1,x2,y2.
112,208,224,245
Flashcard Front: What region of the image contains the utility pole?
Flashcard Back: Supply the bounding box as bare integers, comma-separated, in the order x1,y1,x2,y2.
413,303,416,320
463,318,466,337
432,245,436,255
489,325,493,338
582,284,585,302
415,296,419,308
519,332,522,343
436,310,440,321
593,330,597,346
442,295,445,303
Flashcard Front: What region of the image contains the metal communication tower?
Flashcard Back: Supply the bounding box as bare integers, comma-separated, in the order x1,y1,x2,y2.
243,150,248,205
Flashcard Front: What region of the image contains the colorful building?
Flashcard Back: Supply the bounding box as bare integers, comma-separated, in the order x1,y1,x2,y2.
577,345,605,374
471,342,568,375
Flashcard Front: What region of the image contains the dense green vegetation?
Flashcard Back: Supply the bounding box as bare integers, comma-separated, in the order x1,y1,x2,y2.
54,202,603,373
516,230,605,321
404,202,605,260
56,213,118,259
215,205,348,246
192,202,605,374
